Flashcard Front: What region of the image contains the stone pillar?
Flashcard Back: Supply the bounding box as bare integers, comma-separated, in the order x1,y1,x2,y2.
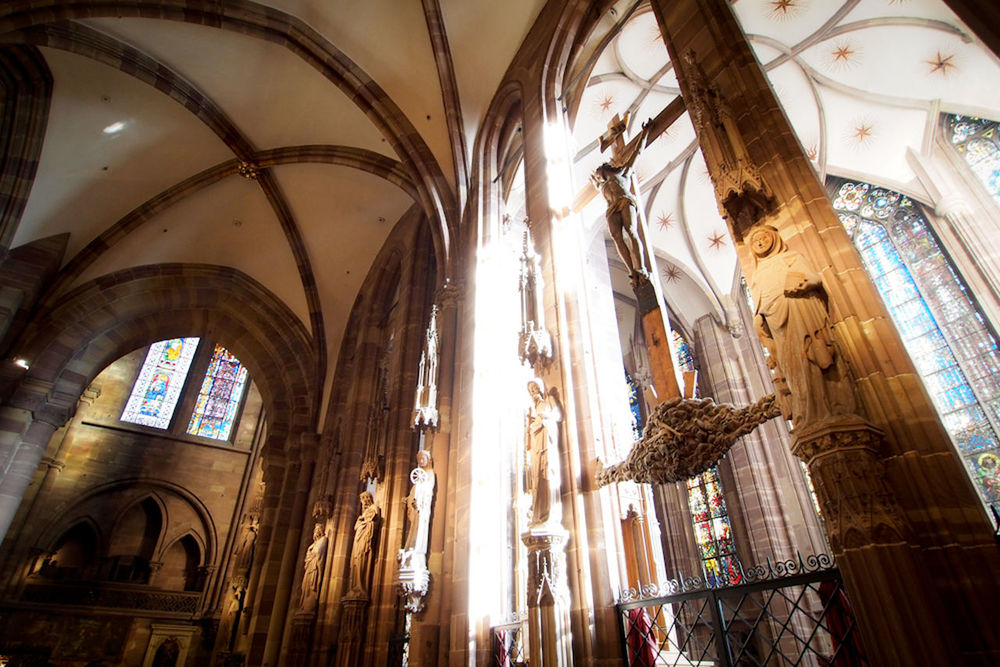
649,0,1000,663
522,531,572,667
0,377,74,542
693,313,828,560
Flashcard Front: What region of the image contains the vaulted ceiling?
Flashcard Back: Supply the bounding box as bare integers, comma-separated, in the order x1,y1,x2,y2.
574,0,1000,341
3,0,998,418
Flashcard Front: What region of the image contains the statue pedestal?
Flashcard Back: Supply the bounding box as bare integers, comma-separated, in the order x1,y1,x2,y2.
791,414,954,665
397,549,430,613
521,528,572,667
287,611,315,665
336,597,368,667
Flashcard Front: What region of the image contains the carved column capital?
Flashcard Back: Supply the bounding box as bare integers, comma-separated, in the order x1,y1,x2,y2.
434,279,463,308
792,415,908,554
522,531,569,607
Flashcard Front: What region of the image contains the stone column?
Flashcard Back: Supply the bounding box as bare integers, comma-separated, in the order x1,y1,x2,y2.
522,531,572,667
0,376,75,542
649,0,1000,663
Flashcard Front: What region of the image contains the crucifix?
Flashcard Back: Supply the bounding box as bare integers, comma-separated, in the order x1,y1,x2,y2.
577,109,685,402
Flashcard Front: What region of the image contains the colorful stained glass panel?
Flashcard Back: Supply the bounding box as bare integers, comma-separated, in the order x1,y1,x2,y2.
121,338,200,429
686,468,740,584
949,115,1000,208
186,345,249,441
831,176,1000,504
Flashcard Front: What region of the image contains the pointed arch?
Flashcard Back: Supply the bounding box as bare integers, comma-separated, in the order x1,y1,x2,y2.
13,264,317,447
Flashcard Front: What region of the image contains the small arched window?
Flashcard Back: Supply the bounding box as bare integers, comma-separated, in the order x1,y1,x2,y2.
121,339,251,443
121,338,199,429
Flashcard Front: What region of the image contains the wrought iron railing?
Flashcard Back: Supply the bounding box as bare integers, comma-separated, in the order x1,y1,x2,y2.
617,553,867,667
491,617,527,667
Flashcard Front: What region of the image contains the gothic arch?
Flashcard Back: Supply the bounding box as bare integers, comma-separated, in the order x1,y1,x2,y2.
11,264,316,460
36,478,220,566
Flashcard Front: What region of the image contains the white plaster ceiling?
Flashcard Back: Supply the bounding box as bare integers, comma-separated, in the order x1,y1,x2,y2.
6,0,546,425
573,0,1000,339
9,0,1000,424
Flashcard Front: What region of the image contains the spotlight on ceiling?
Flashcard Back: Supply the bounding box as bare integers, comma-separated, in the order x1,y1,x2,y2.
102,121,126,135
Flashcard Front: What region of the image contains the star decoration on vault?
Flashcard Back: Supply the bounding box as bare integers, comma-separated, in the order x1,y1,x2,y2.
657,212,674,230
850,121,875,147
832,44,854,62
662,264,681,283
708,231,727,250
769,0,799,18
598,94,614,113
927,51,956,76
806,142,819,161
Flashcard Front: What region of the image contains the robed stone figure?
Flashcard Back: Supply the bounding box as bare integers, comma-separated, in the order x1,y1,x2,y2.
526,379,562,526
747,224,854,427
347,491,380,599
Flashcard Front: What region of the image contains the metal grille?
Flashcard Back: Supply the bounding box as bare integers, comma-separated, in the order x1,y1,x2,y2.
618,554,867,666
492,620,527,666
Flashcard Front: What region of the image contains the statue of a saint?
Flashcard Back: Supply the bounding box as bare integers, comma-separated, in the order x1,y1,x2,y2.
747,224,854,427
591,121,652,284
232,513,259,576
347,491,380,598
401,450,435,561
299,523,327,611
526,379,562,526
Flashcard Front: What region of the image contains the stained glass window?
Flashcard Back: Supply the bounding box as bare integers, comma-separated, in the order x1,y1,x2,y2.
625,372,643,441
672,330,694,374
831,177,1000,505
686,469,740,586
121,338,200,429
186,345,249,441
948,115,1000,207
674,330,741,584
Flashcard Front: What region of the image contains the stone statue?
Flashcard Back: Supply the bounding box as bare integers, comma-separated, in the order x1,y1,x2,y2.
526,379,561,526
401,450,435,561
747,224,854,427
299,523,327,611
232,513,259,577
347,491,380,599
591,120,652,284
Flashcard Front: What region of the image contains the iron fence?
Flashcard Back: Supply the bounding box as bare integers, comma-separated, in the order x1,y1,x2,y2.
617,553,867,666
491,618,527,667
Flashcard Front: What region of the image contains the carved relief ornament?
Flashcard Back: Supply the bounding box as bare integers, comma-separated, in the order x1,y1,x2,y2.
678,50,776,238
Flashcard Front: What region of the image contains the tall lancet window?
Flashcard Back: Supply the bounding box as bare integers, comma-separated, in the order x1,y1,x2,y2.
830,178,1000,506
121,338,200,429
187,344,249,441
947,115,1000,207
675,330,740,585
